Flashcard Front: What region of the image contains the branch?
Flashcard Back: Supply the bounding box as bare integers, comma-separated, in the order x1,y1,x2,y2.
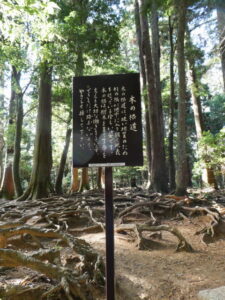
22,68,37,96
189,18,217,32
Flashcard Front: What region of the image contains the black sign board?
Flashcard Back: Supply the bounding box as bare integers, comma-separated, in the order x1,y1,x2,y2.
73,73,143,167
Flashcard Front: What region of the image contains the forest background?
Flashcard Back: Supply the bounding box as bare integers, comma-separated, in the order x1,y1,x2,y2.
0,0,225,201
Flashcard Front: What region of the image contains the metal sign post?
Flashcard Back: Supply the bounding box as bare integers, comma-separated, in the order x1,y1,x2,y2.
104,167,114,300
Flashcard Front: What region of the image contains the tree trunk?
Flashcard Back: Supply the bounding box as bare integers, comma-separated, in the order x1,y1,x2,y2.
150,0,168,190
135,0,151,188
188,57,217,189
1,165,14,199
137,0,168,193
55,125,72,194
71,168,79,193
150,0,164,134
29,62,52,199
189,68,204,140
0,69,5,186
168,16,176,191
97,167,103,190
19,62,52,200
13,69,23,197
217,1,225,91
71,44,86,194
175,0,188,196
0,66,18,199
79,167,89,192
74,46,90,193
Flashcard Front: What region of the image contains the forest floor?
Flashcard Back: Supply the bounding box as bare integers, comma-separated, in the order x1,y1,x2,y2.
0,188,225,300
84,217,225,300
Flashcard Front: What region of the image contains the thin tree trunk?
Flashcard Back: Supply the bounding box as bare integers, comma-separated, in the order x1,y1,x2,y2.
189,68,204,140
150,0,164,132
188,55,217,189
138,0,168,193
79,167,89,192
55,126,72,194
217,2,225,91
0,69,5,186
74,48,90,193
175,0,188,196
13,69,23,197
0,66,18,199
168,16,176,191
135,0,151,188
71,168,79,193
97,167,103,190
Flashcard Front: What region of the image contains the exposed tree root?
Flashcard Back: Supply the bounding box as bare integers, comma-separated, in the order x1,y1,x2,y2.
0,190,224,299
117,194,225,246
116,223,193,252
0,249,91,299
0,226,105,299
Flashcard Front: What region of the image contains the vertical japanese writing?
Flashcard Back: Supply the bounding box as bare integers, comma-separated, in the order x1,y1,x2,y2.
78,89,85,149
93,88,99,153
129,95,138,132
76,76,141,163
120,86,128,156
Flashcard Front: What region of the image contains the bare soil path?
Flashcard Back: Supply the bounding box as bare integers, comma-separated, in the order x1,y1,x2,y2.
84,219,225,300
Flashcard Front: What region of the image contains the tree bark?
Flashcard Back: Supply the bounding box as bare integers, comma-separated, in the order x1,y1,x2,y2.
0,66,19,199
30,62,52,199
55,125,72,194
79,167,90,192
150,0,164,134
150,0,168,190
217,1,225,91
97,167,103,190
135,0,151,188
71,168,79,193
13,68,23,197
0,69,5,186
19,62,52,200
175,0,188,196
137,0,168,193
168,16,176,191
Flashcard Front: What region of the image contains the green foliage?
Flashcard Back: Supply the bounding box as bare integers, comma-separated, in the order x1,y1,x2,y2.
0,0,224,192
204,94,225,134
113,166,146,187
56,0,121,66
194,129,225,177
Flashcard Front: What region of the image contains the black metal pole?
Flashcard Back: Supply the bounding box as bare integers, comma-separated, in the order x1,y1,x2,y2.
104,167,115,300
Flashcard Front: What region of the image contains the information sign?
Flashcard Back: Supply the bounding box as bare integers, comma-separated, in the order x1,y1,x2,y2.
73,73,143,167
72,73,143,300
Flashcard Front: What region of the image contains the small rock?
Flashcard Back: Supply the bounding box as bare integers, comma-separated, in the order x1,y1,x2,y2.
197,286,225,300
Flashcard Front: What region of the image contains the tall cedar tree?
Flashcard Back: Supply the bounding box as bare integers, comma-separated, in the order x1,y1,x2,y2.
18,62,52,200
13,67,24,197
135,0,151,187
0,70,4,185
137,0,168,193
175,0,189,196
216,0,225,91
168,16,176,190
0,66,19,199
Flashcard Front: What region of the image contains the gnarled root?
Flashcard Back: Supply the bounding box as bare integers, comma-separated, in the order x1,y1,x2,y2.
116,223,193,252
0,226,105,299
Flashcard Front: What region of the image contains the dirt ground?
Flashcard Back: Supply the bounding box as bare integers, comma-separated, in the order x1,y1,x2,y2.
83,219,225,300
1,189,225,300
